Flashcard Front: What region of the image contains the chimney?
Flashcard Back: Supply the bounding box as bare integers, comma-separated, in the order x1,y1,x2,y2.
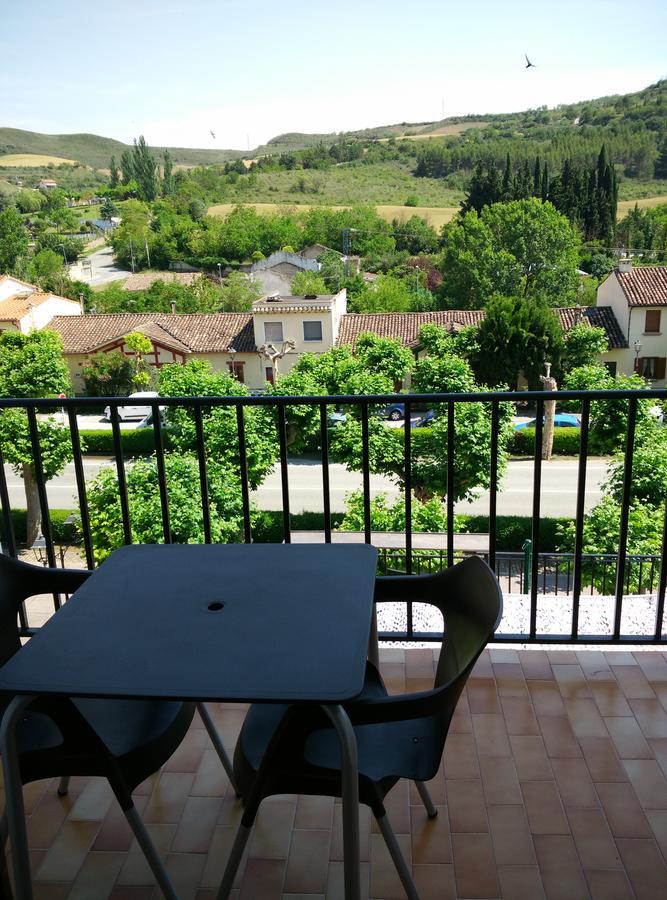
170,300,177,314
573,304,582,324
618,257,632,274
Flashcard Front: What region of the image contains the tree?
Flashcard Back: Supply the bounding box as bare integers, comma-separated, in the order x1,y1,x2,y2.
393,215,439,255
0,206,29,273
560,322,608,375
290,270,329,295
120,150,135,184
131,136,159,202
15,189,44,214
101,197,119,220
439,199,580,308
317,250,346,292
352,274,413,313
474,295,563,389
80,351,134,397
162,150,174,196
109,156,120,188
110,200,153,269
124,331,153,389
27,249,64,289
0,330,73,545
339,489,452,534
219,271,262,312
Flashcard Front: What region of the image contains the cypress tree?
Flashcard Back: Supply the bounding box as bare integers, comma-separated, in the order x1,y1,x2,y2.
533,156,541,196
541,162,549,201
109,156,119,189
502,153,512,199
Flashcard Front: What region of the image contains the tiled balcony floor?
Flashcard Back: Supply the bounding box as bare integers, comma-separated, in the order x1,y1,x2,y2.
4,647,667,899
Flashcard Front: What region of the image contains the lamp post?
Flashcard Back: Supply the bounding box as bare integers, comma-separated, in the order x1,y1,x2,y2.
634,340,642,373
228,346,237,379
59,244,68,266
414,265,420,295
217,263,222,282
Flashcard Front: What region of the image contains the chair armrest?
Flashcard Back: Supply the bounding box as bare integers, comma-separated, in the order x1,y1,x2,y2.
374,572,442,605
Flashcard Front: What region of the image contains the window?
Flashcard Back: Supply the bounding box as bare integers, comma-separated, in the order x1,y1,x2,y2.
603,361,617,376
264,321,283,343
645,310,661,333
227,361,245,382
303,320,323,342
635,357,667,380
265,366,274,385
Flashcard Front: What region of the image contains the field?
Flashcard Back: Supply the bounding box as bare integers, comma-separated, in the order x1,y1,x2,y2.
617,195,667,216
0,153,78,167
379,121,488,141
208,201,458,229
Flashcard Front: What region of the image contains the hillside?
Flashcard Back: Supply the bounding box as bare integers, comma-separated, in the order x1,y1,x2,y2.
0,128,244,169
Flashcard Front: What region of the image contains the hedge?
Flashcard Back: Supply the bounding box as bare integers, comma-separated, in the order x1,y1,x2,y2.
79,429,169,456
0,510,79,546
510,426,581,456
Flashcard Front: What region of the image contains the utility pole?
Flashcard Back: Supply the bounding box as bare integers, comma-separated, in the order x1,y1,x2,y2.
144,238,151,269
129,238,136,273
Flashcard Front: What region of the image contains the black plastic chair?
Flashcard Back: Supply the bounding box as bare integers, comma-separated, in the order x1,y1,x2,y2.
0,553,235,900
220,555,503,900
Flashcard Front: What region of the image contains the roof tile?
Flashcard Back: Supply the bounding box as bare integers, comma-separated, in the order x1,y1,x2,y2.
615,266,667,306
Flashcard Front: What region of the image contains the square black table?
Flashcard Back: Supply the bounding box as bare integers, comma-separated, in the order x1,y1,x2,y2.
0,543,378,899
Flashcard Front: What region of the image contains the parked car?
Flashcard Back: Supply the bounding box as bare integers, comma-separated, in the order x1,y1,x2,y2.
103,392,161,422
327,411,347,427
514,413,580,431
383,402,405,421
412,410,435,428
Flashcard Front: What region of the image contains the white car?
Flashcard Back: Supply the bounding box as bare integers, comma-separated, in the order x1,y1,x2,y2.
104,392,160,422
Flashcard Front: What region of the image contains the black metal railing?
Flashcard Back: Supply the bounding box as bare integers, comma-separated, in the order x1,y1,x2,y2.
1,388,666,645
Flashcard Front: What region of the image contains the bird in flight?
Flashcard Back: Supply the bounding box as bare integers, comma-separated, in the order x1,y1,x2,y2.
210,130,216,139
524,54,536,69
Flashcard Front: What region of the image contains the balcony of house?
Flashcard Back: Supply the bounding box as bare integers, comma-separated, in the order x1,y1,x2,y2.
1,389,667,899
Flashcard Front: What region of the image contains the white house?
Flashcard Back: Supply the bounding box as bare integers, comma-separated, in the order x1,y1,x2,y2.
0,276,82,335
596,261,667,385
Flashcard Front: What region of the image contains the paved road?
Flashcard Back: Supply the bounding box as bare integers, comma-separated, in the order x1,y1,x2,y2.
71,246,130,286
3,457,608,518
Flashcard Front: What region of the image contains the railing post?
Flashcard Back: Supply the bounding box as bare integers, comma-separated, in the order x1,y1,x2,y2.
522,539,532,594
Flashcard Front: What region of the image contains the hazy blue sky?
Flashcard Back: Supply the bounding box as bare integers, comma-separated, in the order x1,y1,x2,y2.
1,0,665,150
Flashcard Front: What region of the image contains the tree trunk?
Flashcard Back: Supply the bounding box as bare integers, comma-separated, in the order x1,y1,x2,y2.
23,464,42,547
542,399,556,461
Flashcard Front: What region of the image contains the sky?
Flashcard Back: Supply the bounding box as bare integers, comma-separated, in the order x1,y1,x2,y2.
1,0,666,151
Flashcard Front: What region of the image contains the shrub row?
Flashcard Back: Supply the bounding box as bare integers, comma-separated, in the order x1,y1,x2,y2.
0,510,79,546
510,426,581,456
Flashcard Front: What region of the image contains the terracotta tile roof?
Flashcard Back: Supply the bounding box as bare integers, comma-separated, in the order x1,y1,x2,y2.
615,266,667,307
48,313,255,354
0,291,52,322
337,307,626,350
122,272,201,291
0,274,37,292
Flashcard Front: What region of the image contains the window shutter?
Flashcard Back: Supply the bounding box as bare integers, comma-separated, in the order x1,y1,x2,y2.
656,358,666,380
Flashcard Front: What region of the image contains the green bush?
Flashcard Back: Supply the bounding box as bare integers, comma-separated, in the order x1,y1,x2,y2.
459,515,570,552
79,428,170,456
511,426,581,456
0,509,79,546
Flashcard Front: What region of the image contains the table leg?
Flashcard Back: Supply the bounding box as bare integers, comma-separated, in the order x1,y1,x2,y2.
322,705,360,900
0,695,37,900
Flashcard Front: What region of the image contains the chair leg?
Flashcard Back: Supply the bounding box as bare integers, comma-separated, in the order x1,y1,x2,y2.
123,803,178,900
196,702,239,796
57,775,70,797
216,822,252,900
414,780,438,818
376,813,421,900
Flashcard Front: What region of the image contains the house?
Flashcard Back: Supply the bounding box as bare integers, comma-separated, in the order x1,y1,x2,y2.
0,276,81,335
38,179,57,190
597,260,667,385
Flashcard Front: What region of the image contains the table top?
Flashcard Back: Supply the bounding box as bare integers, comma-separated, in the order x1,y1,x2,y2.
0,543,378,705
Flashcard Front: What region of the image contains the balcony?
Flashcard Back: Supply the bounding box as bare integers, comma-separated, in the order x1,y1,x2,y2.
1,390,667,897
2,646,667,898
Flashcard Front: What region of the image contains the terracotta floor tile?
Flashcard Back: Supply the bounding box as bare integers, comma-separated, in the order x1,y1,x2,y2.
32,884,72,900
490,649,521,664
521,781,570,835
492,662,529,697
325,859,370,900
369,831,412,900
451,832,499,899
443,732,480,780
533,834,590,900
564,698,608,738
612,665,656,700
520,650,554,680
34,820,100,883
467,677,502,714
547,651,579,665
605,652,639,666
472,649,494,677
538,715,583,758
616,837,667,899
116,823,177,887
67,851,127,900
249,796,297,859
579,736,628,782
329,801,371,863
528,681,567,717
142,772,196,825
501,695,540,735
162,726,207,773
635,653,667,682
591,681,632,717
550,757,599,809
509,734,553,781
567,807,622,869
585,868,635,900
606,716,655,759
199,825,245,889
630,698,667,739
576,650,615,682
497,865,546,899
375,780,410,835
68,777,115,822
405,647,436,677
623,758,667,809
487,804,536,865
446,778,488,833
645,809,667,860
27,791,76,850
410,804,452,864
284,829,331,895
412,863,457,900
479,755,522,805
190,746,233,799
172,796,222,853
552,664,591,700
295,795,335,831
596,782,652,838
471,713,512,757
238,858,285,900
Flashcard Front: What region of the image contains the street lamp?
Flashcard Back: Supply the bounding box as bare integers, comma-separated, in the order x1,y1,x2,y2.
59,244,68,266
228,346,237,379
217,263,222,282
414,265,420,294
634,340,642,374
